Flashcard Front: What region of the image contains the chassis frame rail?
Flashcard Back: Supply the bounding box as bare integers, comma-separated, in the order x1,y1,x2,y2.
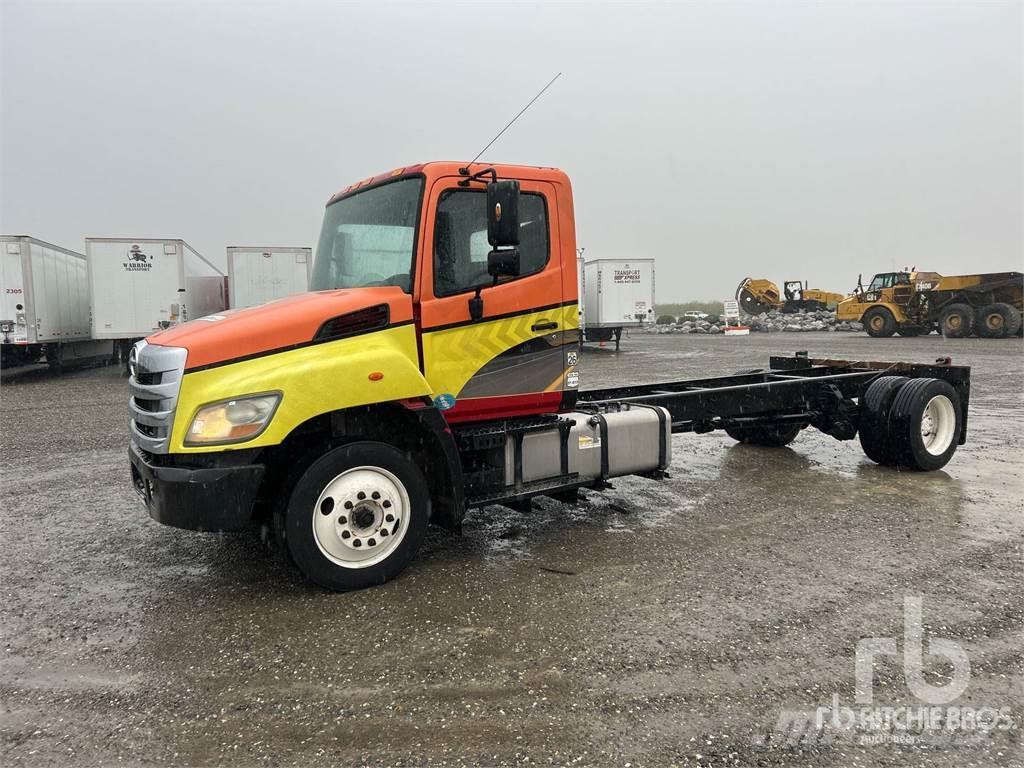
576,351,971,442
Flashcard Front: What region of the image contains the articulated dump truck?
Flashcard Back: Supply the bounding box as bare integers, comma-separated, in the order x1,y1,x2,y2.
736,277,844,314
128,162,973,591
837,270,1024,338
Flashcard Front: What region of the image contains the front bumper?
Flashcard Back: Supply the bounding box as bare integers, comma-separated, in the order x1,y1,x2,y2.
129,442,265,532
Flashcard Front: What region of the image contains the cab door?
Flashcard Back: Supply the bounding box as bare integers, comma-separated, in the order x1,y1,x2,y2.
417,176,576,422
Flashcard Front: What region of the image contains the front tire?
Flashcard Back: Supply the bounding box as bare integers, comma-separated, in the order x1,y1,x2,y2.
284,442,429,591
863,307,896,338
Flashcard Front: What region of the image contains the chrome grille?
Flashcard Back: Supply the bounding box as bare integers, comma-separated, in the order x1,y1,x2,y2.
128,341,187,454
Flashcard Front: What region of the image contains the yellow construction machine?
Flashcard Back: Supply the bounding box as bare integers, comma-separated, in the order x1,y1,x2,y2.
836,270,1024,338
736,277,844,315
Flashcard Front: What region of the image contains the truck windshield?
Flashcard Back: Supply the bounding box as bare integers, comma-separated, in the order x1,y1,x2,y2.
311,177,423,293
868,272,911,291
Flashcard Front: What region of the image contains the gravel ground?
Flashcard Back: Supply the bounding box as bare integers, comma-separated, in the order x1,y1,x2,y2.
1,332,1021,767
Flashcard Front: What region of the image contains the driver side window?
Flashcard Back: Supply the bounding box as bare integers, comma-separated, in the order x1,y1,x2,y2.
433,188,548,297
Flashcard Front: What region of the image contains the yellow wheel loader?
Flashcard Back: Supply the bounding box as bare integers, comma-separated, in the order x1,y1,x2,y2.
836,270,1024,338
736,278,844,315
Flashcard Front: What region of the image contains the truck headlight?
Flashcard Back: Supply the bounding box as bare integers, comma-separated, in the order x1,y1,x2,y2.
185,393,281,446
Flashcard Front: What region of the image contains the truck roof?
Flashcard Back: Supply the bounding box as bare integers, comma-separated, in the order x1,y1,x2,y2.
326,161,570,206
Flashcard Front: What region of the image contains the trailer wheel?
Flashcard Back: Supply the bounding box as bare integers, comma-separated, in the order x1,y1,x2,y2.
725,423,801,447
858,375,908,465
887,378,962,471
284,441,429,591
863,307,896,337
976,303,1021,339
940,303,974,338
45,344,63,374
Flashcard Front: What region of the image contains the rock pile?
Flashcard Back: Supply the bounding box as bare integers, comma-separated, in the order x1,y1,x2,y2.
651,309,863,334
742,309,864,333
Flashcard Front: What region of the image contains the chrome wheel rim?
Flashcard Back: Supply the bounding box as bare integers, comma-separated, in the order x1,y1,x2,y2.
920,395,956,456
312,466,410,568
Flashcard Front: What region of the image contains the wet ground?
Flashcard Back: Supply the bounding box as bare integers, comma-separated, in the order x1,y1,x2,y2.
1,332,1021,766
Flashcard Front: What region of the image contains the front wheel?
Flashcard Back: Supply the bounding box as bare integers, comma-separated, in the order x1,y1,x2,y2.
863,307,896,338
284,442,429,591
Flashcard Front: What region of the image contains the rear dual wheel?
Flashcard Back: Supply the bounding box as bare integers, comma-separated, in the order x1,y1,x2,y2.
859,377,962,471
858,376,908,465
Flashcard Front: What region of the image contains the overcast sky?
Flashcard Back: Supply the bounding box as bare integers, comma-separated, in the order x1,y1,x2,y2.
2,0,1020,301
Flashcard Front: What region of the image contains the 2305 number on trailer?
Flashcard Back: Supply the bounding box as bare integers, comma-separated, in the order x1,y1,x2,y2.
283,442,429,591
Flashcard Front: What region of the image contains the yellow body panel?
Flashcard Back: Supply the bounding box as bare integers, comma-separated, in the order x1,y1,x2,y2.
804,289,845,307
171,325,429,453
836,296,910,323
934,274,985,291
420,303,580,399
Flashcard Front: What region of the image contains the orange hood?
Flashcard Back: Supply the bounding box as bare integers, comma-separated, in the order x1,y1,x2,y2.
147,288,414,371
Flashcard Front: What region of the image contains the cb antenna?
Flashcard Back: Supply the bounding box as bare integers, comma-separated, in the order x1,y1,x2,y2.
460,72,562,174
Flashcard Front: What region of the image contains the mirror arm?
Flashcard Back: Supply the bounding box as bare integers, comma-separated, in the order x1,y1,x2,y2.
457,167,498,187
468,286,485,321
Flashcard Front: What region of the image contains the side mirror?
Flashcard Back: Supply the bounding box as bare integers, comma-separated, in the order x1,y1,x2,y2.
487,248,520,279
487,180,520,247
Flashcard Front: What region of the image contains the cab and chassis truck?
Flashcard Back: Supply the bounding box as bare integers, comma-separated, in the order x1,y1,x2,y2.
128,162,972,591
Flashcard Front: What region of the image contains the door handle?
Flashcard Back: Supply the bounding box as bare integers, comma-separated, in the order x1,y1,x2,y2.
531,321,558,332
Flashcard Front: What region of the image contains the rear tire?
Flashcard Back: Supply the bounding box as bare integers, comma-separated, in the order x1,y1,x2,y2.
887,378,962,471
976,303,1021,339
725,423,802,447
284,441,429,591
940,303,974,338
863,307,897,338
858,376,909,465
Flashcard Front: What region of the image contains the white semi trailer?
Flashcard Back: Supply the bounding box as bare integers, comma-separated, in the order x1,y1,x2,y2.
86,238,226,363
226,246,312,309
581,258,656,350
0,236,111,370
